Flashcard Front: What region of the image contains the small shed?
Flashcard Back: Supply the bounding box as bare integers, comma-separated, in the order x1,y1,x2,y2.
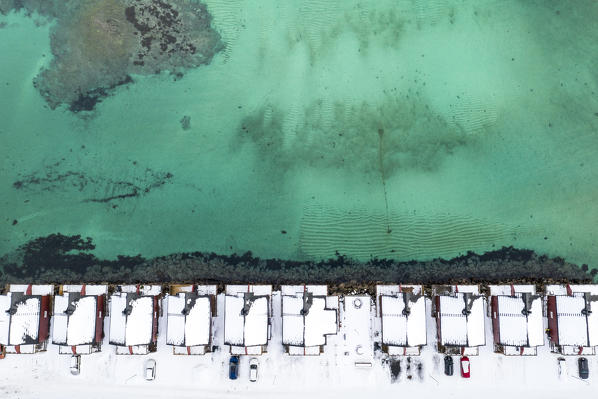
224,285,272,355
166,284,216,355
53,284,108,355
0,284,53,354
488,285,543,355
433,285,485,355
377,285,426,355
546,284,598,355
109,285,161,355
281,285,338,355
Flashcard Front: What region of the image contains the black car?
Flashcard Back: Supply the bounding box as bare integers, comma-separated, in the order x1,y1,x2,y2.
444,355,454,376
578,357,589,379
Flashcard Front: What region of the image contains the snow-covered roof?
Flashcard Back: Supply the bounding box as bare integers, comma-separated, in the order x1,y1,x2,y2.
554,294,598,347
120,285,162,296
3,294,42,345
376,285,423,297
62,285,108,296
343,296,373,362
281,285,328,296
546,284,598,296
437,293,485,347
224,293,269,347
455,285,480,294
495,295,543,347
9,285,54,295
282,293,337,347
489,285,536,296
380,293,426,347
226,285,272,296
109,293,155,346
166,293,212,347
53,293,98,346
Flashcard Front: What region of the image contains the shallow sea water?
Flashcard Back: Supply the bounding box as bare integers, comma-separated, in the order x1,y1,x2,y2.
1,0,597,266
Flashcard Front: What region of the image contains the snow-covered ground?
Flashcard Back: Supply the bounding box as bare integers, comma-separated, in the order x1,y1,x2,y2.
1,292,596,399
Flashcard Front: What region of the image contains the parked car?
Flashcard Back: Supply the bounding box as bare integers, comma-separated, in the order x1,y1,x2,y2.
444,356,454,376
460,356,470,378
144,359,156,381
249,357,258,382
578,357,589,379
229,356,239,380
70,354,81,375
557,357,567,378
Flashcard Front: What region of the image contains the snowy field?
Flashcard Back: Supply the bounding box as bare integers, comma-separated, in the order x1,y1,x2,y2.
1,292,596,399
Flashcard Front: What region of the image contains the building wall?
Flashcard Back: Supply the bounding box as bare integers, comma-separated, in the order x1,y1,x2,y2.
38,295,51,344
546,296,558,345
490,296,500,345
94,295,105,345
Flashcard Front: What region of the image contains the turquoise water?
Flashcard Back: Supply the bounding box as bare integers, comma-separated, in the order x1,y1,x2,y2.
1,0,597,267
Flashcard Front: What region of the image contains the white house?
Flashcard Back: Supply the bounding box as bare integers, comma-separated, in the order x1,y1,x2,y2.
224,285,272,355
0,284,53,354
546,284,598,355
109,285,161,355
166,285,216,355
433,285,485,355
488,285,543,356
281,285,338,355
377,285,427,355
52,284,108,355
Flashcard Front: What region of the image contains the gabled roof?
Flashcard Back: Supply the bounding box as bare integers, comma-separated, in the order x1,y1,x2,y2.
437,293,485,347
282,293,337,347
224,292,269,347
0,292,42,345
553,293,598,347
380,293,426,347
166,292,211,347
53,293,98,346
495,294,543,347
109,293,155,346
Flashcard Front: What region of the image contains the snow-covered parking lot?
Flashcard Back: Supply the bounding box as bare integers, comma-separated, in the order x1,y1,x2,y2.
1,291,597,399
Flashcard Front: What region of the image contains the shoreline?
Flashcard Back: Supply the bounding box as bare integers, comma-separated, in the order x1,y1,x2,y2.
0,233,595,288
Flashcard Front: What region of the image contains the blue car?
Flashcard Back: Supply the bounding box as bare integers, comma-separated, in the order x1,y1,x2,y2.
229,356,239,380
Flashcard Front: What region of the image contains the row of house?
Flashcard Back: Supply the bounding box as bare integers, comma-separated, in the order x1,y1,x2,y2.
1,283,597,358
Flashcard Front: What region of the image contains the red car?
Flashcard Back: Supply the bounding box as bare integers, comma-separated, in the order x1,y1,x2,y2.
460,356,470,378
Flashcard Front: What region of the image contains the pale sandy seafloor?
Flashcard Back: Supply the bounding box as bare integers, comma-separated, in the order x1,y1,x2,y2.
1,0,597,274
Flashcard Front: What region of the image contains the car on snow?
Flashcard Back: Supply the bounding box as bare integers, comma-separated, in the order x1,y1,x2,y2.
144,359,156,381
444,356,454,376
229,356,240,380
460,356,470,378
249,357,259,382
578,357,589,379
558,357,567,378
70,354,81,375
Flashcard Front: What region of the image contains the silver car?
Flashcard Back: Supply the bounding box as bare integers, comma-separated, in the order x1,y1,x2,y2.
249,358,258,382
144,359,156,381
70,354,81,375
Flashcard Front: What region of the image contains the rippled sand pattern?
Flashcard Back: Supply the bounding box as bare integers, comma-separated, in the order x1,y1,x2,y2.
299,205,524,260
0,0,597,268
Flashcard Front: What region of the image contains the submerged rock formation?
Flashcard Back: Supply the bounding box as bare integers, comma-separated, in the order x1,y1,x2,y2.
2,0,223,111
0,234,594,287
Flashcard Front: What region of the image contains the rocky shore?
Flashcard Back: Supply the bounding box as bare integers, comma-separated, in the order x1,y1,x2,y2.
0,234,595,290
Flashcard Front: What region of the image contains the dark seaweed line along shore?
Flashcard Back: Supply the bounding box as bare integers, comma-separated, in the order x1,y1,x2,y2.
0,234,595,289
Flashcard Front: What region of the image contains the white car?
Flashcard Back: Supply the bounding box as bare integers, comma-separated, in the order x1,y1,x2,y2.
70,355,81,375
558,357,567,378
145,359,156,381
249,358,258,382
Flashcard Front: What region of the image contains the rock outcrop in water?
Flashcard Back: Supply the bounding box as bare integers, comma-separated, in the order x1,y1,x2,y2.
1,0,223,111
0,234,595,287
